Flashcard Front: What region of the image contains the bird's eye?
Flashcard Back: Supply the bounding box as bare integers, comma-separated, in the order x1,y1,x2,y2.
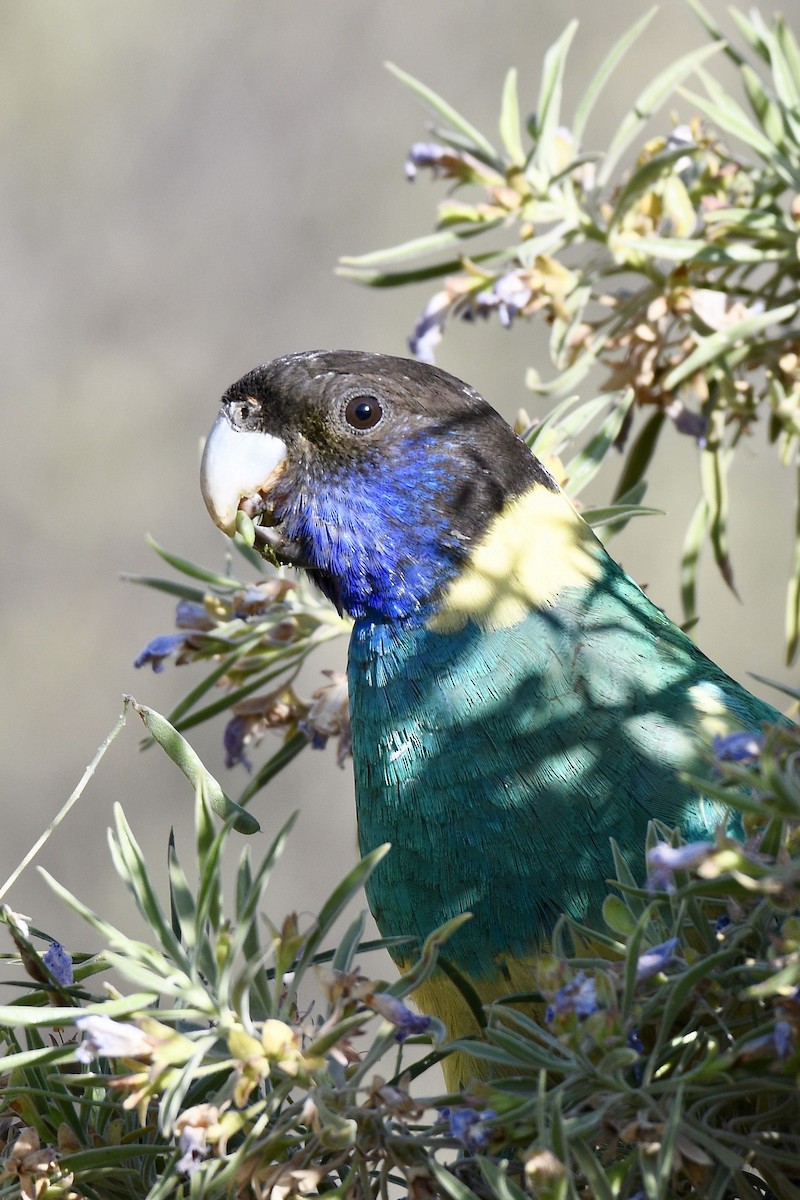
231,399,254,426
344,395,383,431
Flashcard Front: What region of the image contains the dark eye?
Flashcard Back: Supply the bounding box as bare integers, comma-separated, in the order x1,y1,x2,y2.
231,398,254,426
344,394,383,431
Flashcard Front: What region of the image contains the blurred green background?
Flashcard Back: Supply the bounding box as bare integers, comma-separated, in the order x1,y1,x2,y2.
2,1,795,963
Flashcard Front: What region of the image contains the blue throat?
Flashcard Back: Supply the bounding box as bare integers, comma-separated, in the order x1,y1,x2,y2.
277,444,468,621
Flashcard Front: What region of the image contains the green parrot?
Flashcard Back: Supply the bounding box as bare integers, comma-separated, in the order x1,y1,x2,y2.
200,350,780,1086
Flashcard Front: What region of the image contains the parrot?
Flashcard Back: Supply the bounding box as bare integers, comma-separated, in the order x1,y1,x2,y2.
199,349,781,1087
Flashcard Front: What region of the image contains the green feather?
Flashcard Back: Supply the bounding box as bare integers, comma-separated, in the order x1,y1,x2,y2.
349,482,780,999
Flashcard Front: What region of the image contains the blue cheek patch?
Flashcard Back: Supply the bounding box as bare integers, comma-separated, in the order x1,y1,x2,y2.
281,443,462,621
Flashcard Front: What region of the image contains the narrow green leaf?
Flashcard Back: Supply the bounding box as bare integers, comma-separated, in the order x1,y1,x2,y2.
128,698,259,834
526,393,611,456
477,1160,528,1200
517,217,579,269
679,79,782,161
740,64,788,147
684,0,745,67
609,146,696,231
227,813,298,969
385,62,501,166
613,411,666,502
428,1159,483,1200
599,42,722,186
109,805,191,972
584,503,662,530
612,233,709,263
531,21,578,175
570,1140,615,1200
339,220,504,269
282,844,392,1013
337,253,501,288
776,16,800,94
785,464,800,664
331,911,367,975
663,302,797,390
164,650,247,729
167,646,305,735
681,497,709,628
145,536,243,590
167,838,196,950
564,388,635,496
236,729,308,807
120,574,207,602
498,68,525,165
0,991,157,1029
573,8,657,144
700,444,736,595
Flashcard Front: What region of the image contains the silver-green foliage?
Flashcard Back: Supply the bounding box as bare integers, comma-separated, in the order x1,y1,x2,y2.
340,4,800,661
1,705,800,1197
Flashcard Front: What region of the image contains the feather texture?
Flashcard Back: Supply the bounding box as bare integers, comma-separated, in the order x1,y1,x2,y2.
201,350,783,1086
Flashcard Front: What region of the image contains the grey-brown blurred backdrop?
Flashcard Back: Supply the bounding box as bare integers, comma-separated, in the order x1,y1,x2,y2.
2,1,797,970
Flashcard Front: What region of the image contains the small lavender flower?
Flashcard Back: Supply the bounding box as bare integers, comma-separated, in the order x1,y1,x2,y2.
43,941,73,987
636,938,679,981
174,600,214,631
369,993,432,1042
408,291,452,363
627,1026,645,1085
715,914,732,935
75,1015,152,1063
473,271,533,328
404,142,468,181
627,1027,645,1054
175,1123,209,1177
546,971,599,1021
405,142,445,181
299,672,352,766
133,633,189,673
774,1019,794,1060
647,840,714,892
713,730,763,763
223,715,253,772
445,1106,498,1151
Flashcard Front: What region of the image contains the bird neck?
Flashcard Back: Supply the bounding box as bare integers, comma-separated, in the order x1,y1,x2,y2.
427,483,605,634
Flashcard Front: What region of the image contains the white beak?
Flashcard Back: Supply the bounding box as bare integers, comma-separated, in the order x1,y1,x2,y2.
200,411,288,535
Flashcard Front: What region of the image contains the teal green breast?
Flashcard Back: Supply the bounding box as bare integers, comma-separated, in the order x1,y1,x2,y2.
347,546,779,982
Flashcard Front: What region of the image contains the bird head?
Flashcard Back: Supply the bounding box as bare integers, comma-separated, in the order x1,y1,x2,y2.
200,350,550,622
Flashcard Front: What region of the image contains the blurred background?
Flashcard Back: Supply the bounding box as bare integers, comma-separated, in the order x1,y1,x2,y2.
2,2,795,976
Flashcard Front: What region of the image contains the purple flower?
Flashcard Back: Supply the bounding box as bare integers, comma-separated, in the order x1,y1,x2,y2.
75,1015,152,1063
647,841,714,892
627,1027,645,1054
176,1124,209,1177
636,938,679,981
174,601,214,631
774,1020,794,1060
546,971,599,1022
405,142,446,181
444,1106,498,1151
713,731,763,763
664,399,707,445
43,941,73,987
628,1027,645,1085
223,715,253,772
133,633,189,673
369,993,432,1042
404,142,475,182
299,672,352,766
408,291,452,363
473,271,533,328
